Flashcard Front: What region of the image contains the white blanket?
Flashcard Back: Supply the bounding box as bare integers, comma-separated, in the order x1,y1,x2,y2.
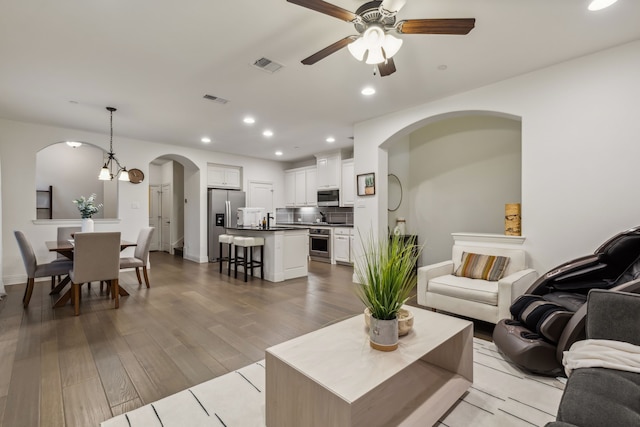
563,339,640,377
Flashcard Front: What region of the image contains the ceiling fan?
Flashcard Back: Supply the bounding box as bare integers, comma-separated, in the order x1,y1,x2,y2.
287,0,475,76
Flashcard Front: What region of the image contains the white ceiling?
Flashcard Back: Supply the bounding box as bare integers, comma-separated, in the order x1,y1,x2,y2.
1,0,639,163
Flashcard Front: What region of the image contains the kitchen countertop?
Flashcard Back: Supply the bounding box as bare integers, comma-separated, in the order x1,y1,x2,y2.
225,226,302,231
276,222,353,228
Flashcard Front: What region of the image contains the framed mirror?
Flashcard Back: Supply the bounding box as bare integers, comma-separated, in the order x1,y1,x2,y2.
388,173,402,212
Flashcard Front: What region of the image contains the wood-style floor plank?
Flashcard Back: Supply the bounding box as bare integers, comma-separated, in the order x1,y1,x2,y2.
0,251,494,427
62,377,112,427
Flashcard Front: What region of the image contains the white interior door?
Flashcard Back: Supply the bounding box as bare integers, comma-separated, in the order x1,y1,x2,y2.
161,183,172,253
248,181,274,215
149,185,161,251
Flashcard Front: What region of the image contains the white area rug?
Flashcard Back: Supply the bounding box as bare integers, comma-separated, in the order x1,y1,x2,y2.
101,339,564,427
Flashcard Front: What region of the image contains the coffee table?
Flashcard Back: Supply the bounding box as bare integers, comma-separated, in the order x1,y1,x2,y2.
265,306,473,427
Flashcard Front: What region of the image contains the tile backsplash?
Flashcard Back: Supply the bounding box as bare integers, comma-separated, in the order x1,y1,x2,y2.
276,207,353,225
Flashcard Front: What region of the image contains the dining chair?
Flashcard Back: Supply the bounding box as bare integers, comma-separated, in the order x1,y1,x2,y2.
14,230,74,309
69,232,121,316
51,226,81,287
119,227,155,288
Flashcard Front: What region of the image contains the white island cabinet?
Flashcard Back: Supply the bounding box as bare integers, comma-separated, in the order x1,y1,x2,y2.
225,227,309,282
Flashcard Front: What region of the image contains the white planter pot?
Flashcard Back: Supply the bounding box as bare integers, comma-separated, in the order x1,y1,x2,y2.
368,316,398,352
81,218,94,232
364,307,414,336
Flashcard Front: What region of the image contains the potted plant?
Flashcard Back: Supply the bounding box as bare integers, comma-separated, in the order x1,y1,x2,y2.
355,230,421,351
73,193,103,232
364,175,375,194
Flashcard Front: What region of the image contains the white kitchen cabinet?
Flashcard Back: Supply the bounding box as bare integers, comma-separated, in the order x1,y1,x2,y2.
315,153,341,189
285,170,296,206
207,163,242,189
305,168,317,206
333,227,353,265
285,166,317,207
341,159,354,206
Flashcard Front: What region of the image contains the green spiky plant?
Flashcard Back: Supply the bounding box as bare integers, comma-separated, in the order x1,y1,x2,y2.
354,230,421,320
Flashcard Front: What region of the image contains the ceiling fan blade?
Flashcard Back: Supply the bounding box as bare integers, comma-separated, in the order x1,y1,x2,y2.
287,0,358,23
377,58,396,77
301,36,357,65
397,18,476,35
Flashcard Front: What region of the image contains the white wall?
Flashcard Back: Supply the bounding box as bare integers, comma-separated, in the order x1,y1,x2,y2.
354,39,640,275
1,118,288,285
409,115,521,265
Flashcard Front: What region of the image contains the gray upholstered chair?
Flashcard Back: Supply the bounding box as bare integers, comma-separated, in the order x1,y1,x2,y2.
69,232,121,316
14,230,73,308
51,226,81,287
119,227,155,287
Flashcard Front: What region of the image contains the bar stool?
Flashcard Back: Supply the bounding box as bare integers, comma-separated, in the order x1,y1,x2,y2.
219,234,235,275
233,236,265,282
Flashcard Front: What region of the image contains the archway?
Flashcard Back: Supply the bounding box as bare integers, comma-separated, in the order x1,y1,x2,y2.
379,111,522,265
36,141,117,219
148,154,199,259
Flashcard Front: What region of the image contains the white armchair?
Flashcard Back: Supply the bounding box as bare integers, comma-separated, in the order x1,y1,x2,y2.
417,242,538,324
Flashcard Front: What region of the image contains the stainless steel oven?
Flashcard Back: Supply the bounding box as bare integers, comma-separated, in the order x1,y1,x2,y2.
309,228,331,263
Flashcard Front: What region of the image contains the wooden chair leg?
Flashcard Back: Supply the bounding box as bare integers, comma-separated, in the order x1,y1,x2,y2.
73,283,80,316
23,278,35,308
113,279,119,309
142,267,150,288
135,268,142,285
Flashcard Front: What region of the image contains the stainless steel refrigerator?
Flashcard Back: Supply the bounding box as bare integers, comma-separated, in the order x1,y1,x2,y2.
207,189,246,262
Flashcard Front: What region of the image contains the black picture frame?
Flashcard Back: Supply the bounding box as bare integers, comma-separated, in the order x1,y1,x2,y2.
357,172,376,196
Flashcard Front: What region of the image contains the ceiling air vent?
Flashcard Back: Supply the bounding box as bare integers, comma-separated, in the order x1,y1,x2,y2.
203,94,229,104
252,57,284,73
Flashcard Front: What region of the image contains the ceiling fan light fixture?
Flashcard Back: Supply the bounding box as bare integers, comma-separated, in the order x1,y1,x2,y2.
365,46,386,65
382,33,403,59
363,26,385,48
588,0,618,11
379,0,406,16
347,37,367,61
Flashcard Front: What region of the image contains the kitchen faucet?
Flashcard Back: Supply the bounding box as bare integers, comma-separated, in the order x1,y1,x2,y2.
267,213,275,229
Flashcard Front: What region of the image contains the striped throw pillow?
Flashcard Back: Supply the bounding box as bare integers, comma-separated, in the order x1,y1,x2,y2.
454,252,510,281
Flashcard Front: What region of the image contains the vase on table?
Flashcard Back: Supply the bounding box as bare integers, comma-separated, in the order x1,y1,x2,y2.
81,218,94,232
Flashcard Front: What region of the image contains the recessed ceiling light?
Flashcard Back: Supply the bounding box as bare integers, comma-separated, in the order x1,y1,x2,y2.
243,116,255,124
326,137,335,143
588,0,618,11
263,130,273,137
201,137,211,143
361,86,376,96
66,141,82,148
275,151,283,156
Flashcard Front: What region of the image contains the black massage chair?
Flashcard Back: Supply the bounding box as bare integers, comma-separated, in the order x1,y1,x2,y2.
493,226,640,376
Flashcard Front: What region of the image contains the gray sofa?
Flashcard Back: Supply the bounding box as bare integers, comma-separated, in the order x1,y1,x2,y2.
546,289,640,427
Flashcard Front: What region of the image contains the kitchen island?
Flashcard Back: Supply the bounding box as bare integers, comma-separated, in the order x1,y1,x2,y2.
225,226,309,282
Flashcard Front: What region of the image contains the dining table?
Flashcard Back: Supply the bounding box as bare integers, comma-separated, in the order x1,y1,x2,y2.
45,238,136,308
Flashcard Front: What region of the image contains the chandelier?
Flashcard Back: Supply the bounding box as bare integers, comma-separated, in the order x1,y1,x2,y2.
98,107,129,181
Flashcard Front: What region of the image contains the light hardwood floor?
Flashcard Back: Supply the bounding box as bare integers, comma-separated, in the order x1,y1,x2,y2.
0,252,494,427
0,252,365,427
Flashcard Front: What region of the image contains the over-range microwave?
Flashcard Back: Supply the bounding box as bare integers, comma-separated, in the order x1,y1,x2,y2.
317,189,339,207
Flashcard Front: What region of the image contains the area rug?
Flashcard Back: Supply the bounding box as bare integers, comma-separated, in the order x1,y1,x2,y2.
101,338,565,427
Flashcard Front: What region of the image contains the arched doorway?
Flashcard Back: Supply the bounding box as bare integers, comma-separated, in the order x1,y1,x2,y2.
381,111,522,265
148,154,199,258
